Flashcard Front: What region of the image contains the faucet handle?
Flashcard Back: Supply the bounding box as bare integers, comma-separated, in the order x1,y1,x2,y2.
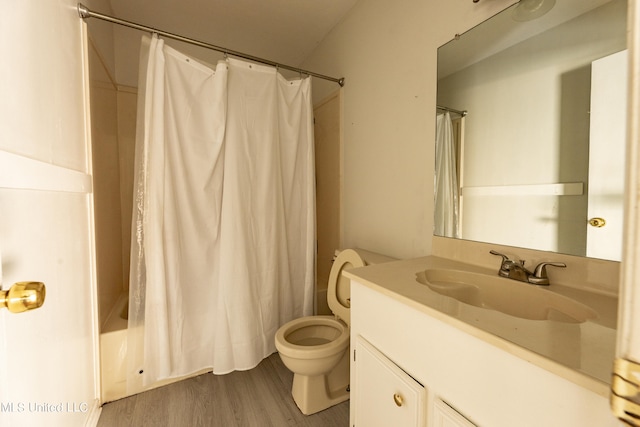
489,250,510,263
490,250,514,276
530,262,566,285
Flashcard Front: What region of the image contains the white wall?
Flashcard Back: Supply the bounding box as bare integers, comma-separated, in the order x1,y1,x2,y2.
301,0,517,259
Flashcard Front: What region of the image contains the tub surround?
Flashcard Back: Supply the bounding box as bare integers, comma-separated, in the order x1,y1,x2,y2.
344,253,618,397
88,39,125,329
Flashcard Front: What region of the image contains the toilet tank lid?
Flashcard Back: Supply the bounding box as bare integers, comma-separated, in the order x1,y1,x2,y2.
348,248,397,265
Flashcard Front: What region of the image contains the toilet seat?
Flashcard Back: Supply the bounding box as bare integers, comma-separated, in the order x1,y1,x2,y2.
275,249,365,358
326,249,366,325
274,315,348,360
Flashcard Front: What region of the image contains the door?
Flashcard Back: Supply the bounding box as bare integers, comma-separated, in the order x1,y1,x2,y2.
586,49,627,261
432,399,477,427
0,154,98,426
354,336,426,426
0,3,99,426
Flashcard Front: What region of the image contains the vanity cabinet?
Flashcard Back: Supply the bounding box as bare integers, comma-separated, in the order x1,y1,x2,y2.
353,336,426,426
349,279,618,427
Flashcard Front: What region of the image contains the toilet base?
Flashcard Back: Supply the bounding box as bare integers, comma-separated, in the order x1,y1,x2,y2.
290,348,350,415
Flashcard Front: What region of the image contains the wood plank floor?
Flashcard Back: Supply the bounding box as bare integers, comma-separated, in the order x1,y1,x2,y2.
97,353,349,427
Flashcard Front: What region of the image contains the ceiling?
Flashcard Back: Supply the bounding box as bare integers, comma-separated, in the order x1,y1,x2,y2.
106,0,358,84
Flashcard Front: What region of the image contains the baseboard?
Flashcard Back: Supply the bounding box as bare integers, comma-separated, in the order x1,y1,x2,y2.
84,399,102,427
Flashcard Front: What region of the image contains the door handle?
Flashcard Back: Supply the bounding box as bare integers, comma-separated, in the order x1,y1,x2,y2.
0,282,46,313
589,217,606,227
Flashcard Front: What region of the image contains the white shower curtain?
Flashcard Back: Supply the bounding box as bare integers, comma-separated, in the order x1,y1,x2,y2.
128,35,315,390
434,112,460,238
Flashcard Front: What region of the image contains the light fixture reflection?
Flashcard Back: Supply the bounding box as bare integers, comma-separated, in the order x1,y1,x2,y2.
512,0,556,21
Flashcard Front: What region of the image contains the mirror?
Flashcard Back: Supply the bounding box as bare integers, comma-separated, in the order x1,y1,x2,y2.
435,0,627,261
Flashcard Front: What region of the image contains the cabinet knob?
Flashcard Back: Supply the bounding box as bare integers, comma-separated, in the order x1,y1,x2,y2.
393,393,404,407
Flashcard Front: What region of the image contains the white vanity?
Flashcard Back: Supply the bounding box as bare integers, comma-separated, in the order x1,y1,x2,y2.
345,247,619,426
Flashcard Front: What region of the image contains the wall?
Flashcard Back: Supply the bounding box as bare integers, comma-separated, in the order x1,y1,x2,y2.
301,0,518,259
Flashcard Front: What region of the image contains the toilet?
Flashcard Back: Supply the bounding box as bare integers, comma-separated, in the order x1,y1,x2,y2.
275,248,395,415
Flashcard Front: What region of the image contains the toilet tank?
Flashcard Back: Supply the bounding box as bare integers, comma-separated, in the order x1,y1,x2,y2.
349,248,397,266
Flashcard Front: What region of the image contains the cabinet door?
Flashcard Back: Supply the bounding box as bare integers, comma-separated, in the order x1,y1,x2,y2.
432,398,477,427
354,336,426,426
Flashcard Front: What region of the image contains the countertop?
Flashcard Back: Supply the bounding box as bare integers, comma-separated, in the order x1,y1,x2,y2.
344,255,618,397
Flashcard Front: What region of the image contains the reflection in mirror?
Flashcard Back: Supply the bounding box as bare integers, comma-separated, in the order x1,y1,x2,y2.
435,0,627,261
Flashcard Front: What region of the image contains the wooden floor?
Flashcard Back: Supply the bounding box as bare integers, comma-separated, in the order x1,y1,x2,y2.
97,353,349,427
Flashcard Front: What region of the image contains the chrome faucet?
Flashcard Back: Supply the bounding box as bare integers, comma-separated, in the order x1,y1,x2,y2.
490,250,566,286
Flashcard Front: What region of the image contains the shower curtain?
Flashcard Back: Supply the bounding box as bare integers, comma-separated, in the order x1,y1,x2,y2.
434,112,460,238
128,35,315,390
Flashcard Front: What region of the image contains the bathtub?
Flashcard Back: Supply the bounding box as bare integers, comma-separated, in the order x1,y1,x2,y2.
100,294,212,403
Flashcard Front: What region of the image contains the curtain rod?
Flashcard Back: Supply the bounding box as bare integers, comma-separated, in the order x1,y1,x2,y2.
437,105,467,117
77,3,345,87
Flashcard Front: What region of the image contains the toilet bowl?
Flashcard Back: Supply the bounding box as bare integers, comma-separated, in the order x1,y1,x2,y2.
275,248,395,415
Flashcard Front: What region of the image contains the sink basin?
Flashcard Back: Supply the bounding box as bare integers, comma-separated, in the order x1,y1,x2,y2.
415,269,598,323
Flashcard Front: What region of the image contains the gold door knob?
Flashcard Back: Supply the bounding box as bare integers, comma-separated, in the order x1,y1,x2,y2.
589,217,606,228
393,393,404,407
0,282,46,313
